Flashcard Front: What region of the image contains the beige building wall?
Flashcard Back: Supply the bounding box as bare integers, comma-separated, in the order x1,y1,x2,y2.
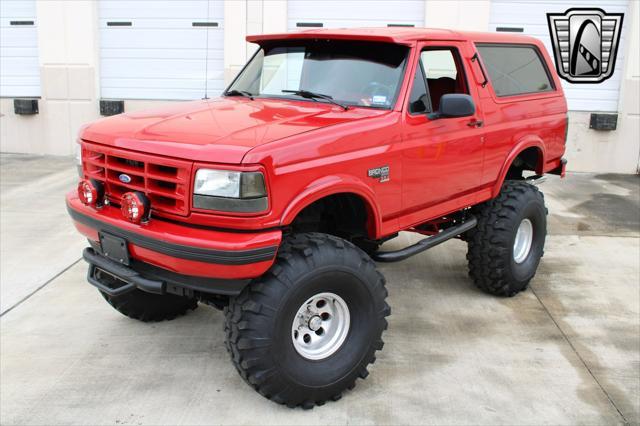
0,0,638,173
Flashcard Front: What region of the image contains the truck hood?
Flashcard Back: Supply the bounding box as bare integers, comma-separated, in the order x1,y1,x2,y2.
82,97,388,164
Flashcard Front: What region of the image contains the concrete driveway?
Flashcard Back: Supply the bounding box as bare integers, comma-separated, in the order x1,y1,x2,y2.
1,154,638,425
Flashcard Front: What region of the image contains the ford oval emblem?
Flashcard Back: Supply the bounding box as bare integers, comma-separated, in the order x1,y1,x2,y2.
118,173,132,184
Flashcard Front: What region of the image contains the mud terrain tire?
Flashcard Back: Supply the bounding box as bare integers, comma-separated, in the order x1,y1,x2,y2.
467,180,547,297
101,289,197,322
224,232,390,408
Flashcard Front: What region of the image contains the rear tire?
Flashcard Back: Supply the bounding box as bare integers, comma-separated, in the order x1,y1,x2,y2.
466,180,547,297
224,232,390,408
100,289,197,322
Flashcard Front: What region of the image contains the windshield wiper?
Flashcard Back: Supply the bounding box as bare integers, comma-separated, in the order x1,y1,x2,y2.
224,89,254,100
282,89,348,110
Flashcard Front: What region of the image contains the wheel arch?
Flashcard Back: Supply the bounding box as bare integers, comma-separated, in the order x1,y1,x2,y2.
492,138,546,197
281,175,382,239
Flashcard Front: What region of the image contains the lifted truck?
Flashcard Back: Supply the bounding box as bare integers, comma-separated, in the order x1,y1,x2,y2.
67,28,567,408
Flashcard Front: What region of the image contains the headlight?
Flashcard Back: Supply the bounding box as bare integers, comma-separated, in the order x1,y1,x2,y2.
193,169,267,213
194,169,241,198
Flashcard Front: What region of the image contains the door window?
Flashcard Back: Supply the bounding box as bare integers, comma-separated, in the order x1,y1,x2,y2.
408,63,430,114
418,48,468,111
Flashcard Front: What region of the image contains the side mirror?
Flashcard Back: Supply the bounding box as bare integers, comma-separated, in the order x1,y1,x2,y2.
429,94,475,119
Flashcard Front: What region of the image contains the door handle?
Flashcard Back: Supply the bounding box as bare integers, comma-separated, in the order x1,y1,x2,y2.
467,119,484,128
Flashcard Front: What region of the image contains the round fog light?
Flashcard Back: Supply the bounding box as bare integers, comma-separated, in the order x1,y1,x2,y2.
77,179,103,206
121,192,149,223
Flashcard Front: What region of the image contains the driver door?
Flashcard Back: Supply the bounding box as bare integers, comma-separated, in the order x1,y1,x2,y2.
400,41,485,228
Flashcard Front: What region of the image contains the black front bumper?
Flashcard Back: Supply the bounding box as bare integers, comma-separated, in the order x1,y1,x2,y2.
83,248,250,297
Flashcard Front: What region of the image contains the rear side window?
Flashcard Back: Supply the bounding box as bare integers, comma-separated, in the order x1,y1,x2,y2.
476,44,554,97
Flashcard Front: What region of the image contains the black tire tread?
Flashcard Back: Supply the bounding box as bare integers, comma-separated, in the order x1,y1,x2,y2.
224,232,390,408
101,290,198,322
466,180,546,297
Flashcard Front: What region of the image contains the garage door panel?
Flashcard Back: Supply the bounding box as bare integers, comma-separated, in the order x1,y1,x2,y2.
99,18,221,29
99,1,210,19
101,48,223,61
205,60,225,72
0,0,40,97
0,76,41,88
102,48,206,60
102,87,209,100
207,49,224,60
288,0,424,20
292,18,420,28
101,58,207,79
0,0,34,16
206,31,224,44
99,0,224,100
102,78,209,90
288,0,424,29
0,28,38,48
490,0,628,18
0,56,39,75
563,86,621,97
0,46,38,58
205,80,226,93
100,29,209,49
489,0,629,112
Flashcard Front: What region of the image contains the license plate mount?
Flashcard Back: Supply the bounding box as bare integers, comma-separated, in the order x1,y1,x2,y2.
99,232,130,266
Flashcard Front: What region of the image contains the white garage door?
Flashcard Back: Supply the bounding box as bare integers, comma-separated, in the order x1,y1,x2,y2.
288,0,424,30
489,0,629,112
99,1,224,100
0,0,40,97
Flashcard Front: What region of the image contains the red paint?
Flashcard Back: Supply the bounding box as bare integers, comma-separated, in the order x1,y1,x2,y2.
68,28,567,280
67,193,281,279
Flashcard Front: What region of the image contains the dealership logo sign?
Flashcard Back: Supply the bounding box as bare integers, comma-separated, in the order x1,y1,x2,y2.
547,8,624,83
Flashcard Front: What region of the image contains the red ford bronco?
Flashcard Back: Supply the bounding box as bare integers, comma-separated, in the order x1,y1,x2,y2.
67,28,567,408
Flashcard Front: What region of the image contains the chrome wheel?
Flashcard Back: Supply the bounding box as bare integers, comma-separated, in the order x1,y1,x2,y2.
513,218,533,263
291,292,350,360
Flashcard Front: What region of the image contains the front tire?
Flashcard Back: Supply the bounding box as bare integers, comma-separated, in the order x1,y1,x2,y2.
224,233,390,408
100,288,197,322
466,180,547,297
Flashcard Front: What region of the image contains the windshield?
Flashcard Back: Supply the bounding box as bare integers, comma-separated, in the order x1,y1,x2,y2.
227,40,409,109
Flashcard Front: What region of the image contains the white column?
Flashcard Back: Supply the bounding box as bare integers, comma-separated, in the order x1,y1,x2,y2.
223,0,288,85
262,0,287,34
224,0,248,84
35,0,101,154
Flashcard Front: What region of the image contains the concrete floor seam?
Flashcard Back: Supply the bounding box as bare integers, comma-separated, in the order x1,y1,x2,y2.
530,286,630,425
0,258,82,318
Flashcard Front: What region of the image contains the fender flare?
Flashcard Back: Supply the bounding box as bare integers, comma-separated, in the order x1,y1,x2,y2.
281,174,383,239
492,137,546,197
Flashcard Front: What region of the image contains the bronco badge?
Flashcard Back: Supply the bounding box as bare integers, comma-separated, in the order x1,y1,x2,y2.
547,8,624,83
368,166,390,183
